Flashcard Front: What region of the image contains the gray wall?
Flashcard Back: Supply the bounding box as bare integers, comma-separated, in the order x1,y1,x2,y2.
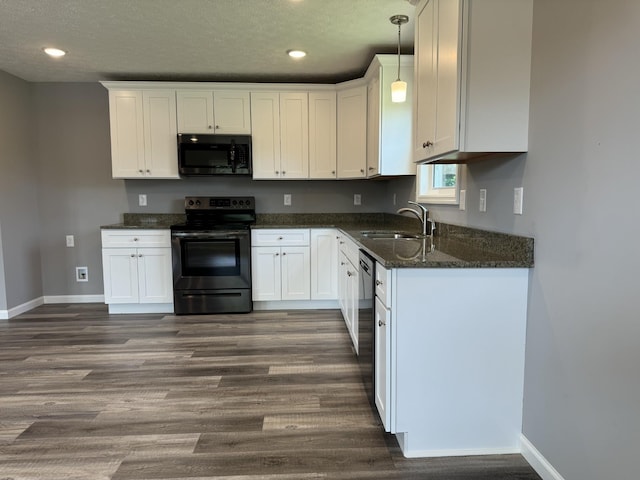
0,70,43,310
397,1,639,478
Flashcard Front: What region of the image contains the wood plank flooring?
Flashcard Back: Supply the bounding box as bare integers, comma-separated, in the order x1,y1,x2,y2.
0,304,541,479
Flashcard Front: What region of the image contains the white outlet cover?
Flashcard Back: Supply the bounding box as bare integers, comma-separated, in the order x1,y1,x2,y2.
66,235,75,247
138,194,147,206
284,194,292,206
459,190,466,211
354,194,362,205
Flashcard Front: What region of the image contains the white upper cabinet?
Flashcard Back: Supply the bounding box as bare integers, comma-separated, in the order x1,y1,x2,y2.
107,88,179,179
250,92,281,179
251,91,311,179
366,55,415,177
279,92,309,179
176,90,251,134
309,91,337,179
414,0,533,163
336,84,368,179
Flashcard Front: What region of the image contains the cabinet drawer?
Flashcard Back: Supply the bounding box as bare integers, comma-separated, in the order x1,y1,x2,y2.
338,234,359,267
251,229,310,246
375,263,391,307
101,229,170,248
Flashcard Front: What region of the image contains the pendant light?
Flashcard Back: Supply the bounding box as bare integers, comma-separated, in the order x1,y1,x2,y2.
389,14,409,103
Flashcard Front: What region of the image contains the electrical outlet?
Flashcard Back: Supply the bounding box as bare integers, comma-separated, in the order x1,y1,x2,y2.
76,266,88,282
138,194,147,207
459,190,466,211
284,194,292,206
479,189,487,212
393,193,397,206
514,187,524,215
354,194,361,206
66,235,75,247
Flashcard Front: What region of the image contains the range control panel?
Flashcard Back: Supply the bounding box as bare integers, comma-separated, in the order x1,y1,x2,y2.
184,196,254,211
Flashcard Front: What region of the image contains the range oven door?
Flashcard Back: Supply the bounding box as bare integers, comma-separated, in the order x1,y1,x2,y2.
171,230,252,314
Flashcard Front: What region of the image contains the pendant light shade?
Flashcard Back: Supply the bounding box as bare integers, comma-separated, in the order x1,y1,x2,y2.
391,80,407,102
390,14,409,103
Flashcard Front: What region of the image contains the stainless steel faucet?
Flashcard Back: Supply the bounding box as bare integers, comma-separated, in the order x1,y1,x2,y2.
396,201,433,237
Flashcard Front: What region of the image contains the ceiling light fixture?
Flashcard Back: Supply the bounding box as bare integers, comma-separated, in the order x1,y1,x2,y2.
43,47,66,58
287,49,306,59
390,14,409,103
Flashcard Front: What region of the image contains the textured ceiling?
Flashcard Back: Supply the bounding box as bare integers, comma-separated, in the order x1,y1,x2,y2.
0,0,416,83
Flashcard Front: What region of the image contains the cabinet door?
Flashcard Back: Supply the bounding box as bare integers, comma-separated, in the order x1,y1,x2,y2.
108,90,145,178
310,229,338,300
213,90,251,134
414,0,437,161
337,85,367,178
279,92,309,179
375,296,392,431
366,74,381,177
309,91,337,179
338,249,349,319
347,263,359,352
250,92,281,179
433,0,462,157
143,90,179,179
176,90,214,133
137,248,173,304
251,246,282,301
281,247,311,301
102,248,139,304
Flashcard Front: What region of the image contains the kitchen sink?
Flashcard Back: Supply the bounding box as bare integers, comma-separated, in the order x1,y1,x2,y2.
360,231,425,240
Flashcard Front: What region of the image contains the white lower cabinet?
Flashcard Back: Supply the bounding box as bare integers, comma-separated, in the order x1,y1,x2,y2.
373,265,529,458
251,229,311,301
101,230,173,313
310,229,338,300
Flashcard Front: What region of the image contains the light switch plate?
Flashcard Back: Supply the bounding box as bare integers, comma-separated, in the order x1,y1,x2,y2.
66,235,74,247
514,187,524,215
459,190,466,211
354,194,361,205
284,194,291,206
479,189,487,212
138,194,147,207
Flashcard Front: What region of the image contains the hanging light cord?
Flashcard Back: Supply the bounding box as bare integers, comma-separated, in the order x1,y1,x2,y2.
396,22,402,81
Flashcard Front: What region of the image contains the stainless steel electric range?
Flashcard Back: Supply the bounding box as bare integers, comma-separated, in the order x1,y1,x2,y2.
170,196,255,314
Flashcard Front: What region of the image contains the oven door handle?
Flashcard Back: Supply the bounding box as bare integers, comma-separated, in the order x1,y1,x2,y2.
172,231,250,239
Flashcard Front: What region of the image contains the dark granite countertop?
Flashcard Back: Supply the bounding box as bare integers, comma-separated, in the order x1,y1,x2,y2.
102,212,534,268
258,213,533,269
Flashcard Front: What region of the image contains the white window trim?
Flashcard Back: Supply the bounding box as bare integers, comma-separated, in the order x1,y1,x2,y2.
416,164,460,205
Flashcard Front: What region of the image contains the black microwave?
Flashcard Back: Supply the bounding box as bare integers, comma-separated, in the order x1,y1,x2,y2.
177,134,252,176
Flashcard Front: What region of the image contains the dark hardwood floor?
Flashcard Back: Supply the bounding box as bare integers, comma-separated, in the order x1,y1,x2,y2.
0,304,541,479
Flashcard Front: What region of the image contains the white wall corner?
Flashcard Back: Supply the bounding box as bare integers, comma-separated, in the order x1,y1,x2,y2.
520,434,566,480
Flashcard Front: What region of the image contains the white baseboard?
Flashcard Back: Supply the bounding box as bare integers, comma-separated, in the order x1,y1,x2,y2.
520,434,566,480
0,296,45,319
253,300,339,311
400,445,521,458
0,294,105,319
108,303,174,314
44,295,104,304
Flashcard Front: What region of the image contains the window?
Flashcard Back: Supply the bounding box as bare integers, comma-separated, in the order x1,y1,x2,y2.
416,164,460,204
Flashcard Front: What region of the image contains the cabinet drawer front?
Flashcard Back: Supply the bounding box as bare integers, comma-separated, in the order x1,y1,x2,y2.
337,234,359,267
101,229,170,248
375,263,392,307
251,229,310,246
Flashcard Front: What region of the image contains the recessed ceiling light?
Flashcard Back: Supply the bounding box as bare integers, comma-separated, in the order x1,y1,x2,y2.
43,47,66,58
287,50,306,59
